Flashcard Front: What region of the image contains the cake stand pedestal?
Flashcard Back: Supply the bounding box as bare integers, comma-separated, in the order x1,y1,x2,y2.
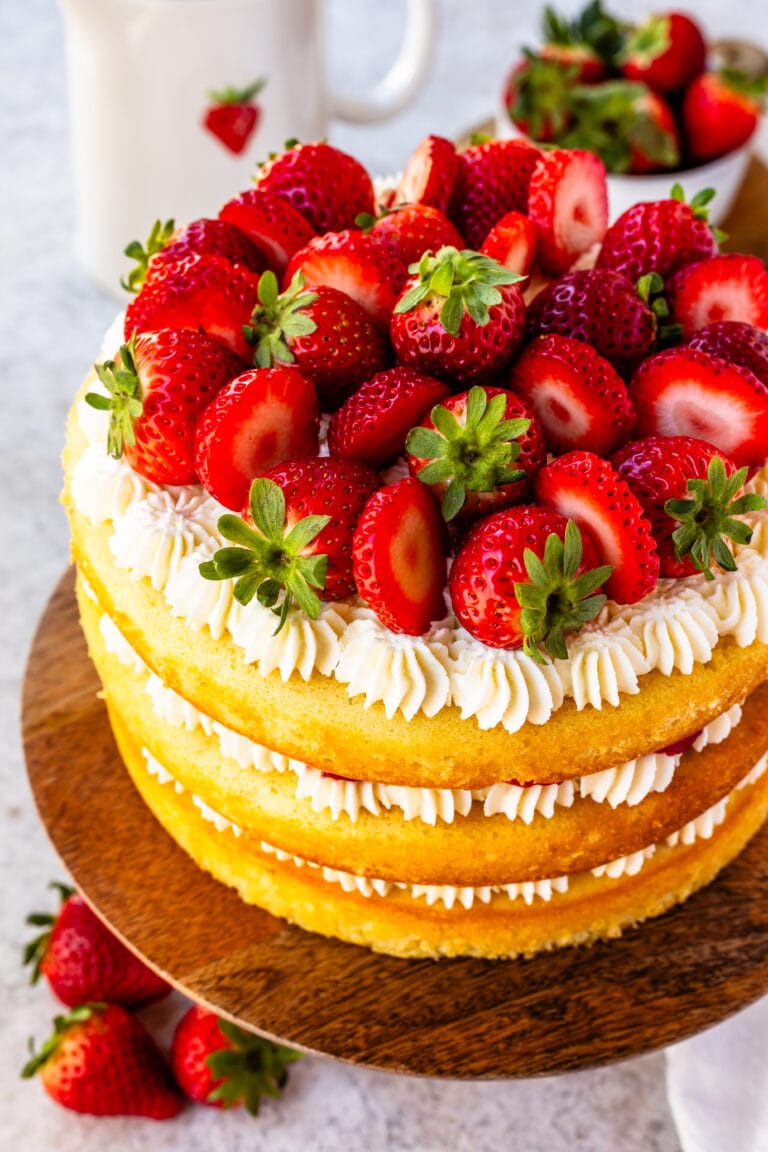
21,568,768,1078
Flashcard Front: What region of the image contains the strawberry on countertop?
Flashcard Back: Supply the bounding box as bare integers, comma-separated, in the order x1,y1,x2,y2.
170,1005,300,1114
394,135,460,214
596,185,720,283
203,79,265,155
449,509,611,657
219,189,317,276
665,253,768,338
527,148,608,275
22,1004,182,1119
87,329,245,485
254,140,375,234
24,884,170,1008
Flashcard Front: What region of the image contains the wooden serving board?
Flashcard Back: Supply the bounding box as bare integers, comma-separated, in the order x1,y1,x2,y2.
21,570,768,1078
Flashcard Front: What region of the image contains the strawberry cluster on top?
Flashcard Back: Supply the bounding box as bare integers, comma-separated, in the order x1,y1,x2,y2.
87,134,768,662
502,2,767,173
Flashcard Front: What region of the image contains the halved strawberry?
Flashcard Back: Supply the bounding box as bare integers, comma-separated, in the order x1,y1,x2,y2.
611,435,765,579
283,229,407,330
394,135,459,214
451,138,541,250
353,478,448,635
480,210,538,276
449,509,610,656
508,334,635,456
361,204,464,269
666,254,768,338
527,149,608,275
327,367,449,468
688,321,768,388
534,451,660,604
629,346,768,470
123,251,261,359
254,140,375,234
195,366,319,510
405,385,545,521
122,217,267,293
219,189,317,275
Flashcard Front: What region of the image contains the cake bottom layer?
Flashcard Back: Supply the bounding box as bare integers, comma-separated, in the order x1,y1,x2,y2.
109,703,768,960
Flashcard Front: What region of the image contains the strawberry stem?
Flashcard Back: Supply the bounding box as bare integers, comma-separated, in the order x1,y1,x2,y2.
86,334,144,459
245,271,319,369
205,1019,301,1115
207,78,266,106
21,1005,103,1079
121,218,175,293
393,247,522,337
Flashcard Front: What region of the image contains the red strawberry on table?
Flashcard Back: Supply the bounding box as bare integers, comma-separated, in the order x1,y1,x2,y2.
682,71,767,163
122,217,267,293
219,189,317,276
534,450,660,604
449,508,611,657
665,254,768,338
527,148,608,275
628,346,768,471
254,140,375,234
360,203,465,270
247,270,390,410
327,366,450,469
480,210,538,276
124,251,262,359
688,321,768,388
405,385,544,521
87,330,245,485
194,366,320,510
200,460,379,625
596,186,720,284
203,79,265,155
353,477,448,634
170,1005,300,1113
451,138,541,250
24,885,170,1008
508,333,635,457
619,12,706,94
22,1004,182,1119
391,246,525,384
612,435,765,580
394,135,460,214
284,229,408,329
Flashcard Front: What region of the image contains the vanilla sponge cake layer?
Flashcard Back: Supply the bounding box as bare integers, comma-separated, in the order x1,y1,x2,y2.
63,396,768,791
79,571,768,887
109,703,768,960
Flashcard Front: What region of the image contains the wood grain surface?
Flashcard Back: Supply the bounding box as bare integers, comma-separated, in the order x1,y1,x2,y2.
21,569,768,1078
722,157,768,262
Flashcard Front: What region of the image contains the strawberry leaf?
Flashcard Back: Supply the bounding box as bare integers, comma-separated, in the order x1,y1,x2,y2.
248,271,318,368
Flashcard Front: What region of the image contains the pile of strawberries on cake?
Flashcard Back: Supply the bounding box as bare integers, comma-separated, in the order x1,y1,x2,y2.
89,134,768,661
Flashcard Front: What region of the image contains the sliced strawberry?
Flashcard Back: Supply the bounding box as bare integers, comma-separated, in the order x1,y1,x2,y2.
534,451,660,604
219,189,317,275
629,346,768,470
508,334,635,456
364,204,464,269
394,135,459,214
254,140,375,233
195,366,319,510
688,321,768,388
123,251,262,359
480,210,538,276
527,149,608,275
284,229,407,329
327,367,449,468
666,254,768,338
451,138,541,250
353,478,448,635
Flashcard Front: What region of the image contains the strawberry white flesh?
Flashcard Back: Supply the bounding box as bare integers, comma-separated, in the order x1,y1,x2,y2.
528,150,608,275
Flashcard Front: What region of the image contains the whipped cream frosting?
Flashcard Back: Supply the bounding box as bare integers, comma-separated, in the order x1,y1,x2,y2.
105,614,743,828
72,336,768,726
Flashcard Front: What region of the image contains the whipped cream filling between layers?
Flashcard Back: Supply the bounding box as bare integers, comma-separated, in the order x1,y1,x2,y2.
140,745,768,910
100,611,744,828
73,331,768,730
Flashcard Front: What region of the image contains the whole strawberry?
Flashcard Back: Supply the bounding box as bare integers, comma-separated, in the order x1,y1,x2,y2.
596,186,720,284
612,435,765,579
391,246,525,384
219,189,317,275
254,140,375,233
170,1005,300,1114
24,886,170,1008
405,385,545,520
449,509,610,658
451,138,541,250
87,330,245,485
203,79,265,155
360,203,465,270
555,81,680,175
22,1004,182,1119
247,270,391,410
683,71,767,163
122,217,267,293
200,461,379,626
503,53,579,143
619,12,706,94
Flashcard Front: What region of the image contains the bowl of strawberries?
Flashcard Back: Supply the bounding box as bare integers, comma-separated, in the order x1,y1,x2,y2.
496,2,768,223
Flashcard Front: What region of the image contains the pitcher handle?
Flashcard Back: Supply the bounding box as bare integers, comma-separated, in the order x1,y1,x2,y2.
330,0,437,124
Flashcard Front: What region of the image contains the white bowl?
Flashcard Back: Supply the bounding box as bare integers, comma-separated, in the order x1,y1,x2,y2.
494,101,752,226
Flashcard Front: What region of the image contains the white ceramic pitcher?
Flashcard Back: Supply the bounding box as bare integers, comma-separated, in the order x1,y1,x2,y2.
58,0,437,292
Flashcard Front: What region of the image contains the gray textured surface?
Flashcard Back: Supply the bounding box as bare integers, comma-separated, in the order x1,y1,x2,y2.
1,0,765,1147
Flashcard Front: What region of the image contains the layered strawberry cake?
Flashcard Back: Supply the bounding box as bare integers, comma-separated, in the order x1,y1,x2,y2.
63,136,768,958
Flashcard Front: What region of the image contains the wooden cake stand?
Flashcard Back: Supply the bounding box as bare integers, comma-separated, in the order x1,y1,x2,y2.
21,569,768,1078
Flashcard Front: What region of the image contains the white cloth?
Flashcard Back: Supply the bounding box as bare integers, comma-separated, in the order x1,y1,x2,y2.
666,995,768,1152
